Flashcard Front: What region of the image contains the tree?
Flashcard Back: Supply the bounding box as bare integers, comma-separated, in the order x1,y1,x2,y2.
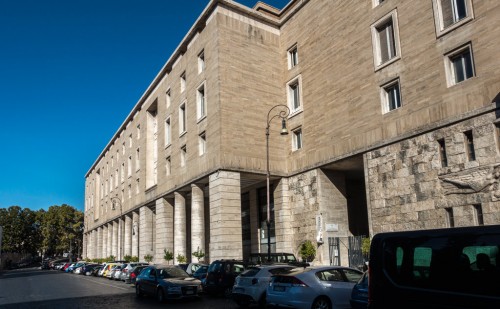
176,253,187,264
299,240,316,262
192,247,205,262
163,249,174,265
144,254,154,263
123,255,132,262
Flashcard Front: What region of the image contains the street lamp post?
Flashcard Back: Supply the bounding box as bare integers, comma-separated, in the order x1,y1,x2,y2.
111,195,123,260
266,104,290,262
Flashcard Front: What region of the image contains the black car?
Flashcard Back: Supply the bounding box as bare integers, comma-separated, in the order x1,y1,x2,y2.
81,264,100,276
135,265,202,303
128,265,148,284
203,260,246,297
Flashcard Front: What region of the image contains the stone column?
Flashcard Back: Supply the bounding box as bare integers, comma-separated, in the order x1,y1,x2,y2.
112,221,118,258
139,206,154,261
155,197,174,264
174,192,187,261
209,171,242,261
107,223,112,258
274,177,292,253
249,189,260,254
191,184,205,261
132,211,139,258
102,225,108,258
82,233,88,259
118,218,124,260
124,214,132,257
97,227,103,259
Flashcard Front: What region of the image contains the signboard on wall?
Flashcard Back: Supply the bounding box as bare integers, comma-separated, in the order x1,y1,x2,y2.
316,215,323,244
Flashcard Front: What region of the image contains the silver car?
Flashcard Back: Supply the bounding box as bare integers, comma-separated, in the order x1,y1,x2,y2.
267,266,363,309
232,264,296,307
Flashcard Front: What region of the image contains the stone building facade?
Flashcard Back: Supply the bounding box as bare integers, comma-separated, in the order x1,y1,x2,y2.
83,0,500,266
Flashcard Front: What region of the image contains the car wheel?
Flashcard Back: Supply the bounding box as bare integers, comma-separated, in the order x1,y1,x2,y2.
156,288,165,303
258,292,267,308
311,296,331,309
223,286,232,298
135,284,143,298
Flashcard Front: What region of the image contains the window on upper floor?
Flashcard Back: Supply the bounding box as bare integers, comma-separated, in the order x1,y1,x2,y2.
199,131,206,156
287,75,302,114
372,0,385,7
180,71,186,93
198,50,205,74
432,0,473,36
371,10,401,69
464,130,475,161
288,44,298,69
165,117,171,147
444,44,475,87
495,123,500,154
122,142,125,154
179,102,187,135
129,134,133,148
181,145,187,167
128,156,132,176
135,148,140,171
292,127,303,151
197,82,206,120
165,156,171,176
381,78,402,113
438,138,448,167
166,89,171,109
137,125,141,139
473,204,484,226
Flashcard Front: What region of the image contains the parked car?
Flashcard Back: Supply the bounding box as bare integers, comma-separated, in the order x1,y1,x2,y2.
192,265,208,280
135,265,202,302
178,262,206,276
81,264,100,276
102,263,120,278
248,252,298,265
350,271,368,309
204,260,246,297
92,265,104,276
232,264,296,308
128,265,148,284
60,263,72,271
106,264,121,279
120,262,149,282
112,265,123,280
97,263,109,276
267,266,363,309
368,224,500,309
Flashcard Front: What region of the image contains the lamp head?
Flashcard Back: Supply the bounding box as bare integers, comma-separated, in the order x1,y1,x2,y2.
280,118,288,135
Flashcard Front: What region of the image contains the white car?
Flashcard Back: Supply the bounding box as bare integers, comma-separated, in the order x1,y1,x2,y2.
232,264,296,307
267,266,363,309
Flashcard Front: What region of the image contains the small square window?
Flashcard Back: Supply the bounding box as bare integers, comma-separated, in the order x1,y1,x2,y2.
292,128,302,151
180,72,186,93
445,45,474,86
288,45,298,69
371,10,401,69
198,50,205,74
181,145,187,167
287,76,302,113
199,132,206,156
381,79,402,113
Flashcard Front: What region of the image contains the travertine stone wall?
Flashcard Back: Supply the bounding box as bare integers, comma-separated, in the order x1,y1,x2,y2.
112,221,118,258
132,212,139,257
367,112,500,234
191,184,205,261
139,206,154,260
174,192,187,261
274,178,293,254
209,171,242,260
155,197,174,264
124,214,132,257
97,227,102,259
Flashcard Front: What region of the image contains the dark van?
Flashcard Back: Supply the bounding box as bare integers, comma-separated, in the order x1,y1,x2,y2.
203,259,246,297
368,224,500,309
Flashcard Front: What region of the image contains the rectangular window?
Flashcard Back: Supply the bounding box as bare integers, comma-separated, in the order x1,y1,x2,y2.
122,142,125,154
181,145,187,167
129,134,133,148
128,156,132,176
165,156,171,176
128,184,132,198
121,163,125,182
180,72,186,93
438,138,448,167
496,123,500,153
446,207,455,228
371,10,400,69
179,102,187,134
381,79,402,113
464,130,475,161
136,178,140,194
287,76,302,112
166,89,171,108
473,204,484,226
165,117,171,146
198,50,205,74
115,169,118,188
288,44,298,69
197,83,206,119
292,128,302,151
137,125,141,139
450,48,474,84
135,148,140,171
199,132,206,156
433,0,473,35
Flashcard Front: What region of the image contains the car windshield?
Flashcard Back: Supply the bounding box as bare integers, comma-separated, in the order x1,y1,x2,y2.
194,266,208,274
157,267,189,279
208,262,222,272
240,267,261,277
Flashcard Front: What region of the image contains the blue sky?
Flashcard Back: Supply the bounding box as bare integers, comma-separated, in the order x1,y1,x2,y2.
0,0,290,212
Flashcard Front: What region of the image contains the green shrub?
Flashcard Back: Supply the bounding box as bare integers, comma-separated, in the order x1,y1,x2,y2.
144,254,153,263
299,240,316,262
192,247,205,262
163,249,174,265
176,253,187,264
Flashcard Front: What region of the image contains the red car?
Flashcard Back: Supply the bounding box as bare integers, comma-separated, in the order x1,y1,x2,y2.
61,263,72,271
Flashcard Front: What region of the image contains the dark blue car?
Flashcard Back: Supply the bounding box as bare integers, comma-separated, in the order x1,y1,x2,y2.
350,271,368,309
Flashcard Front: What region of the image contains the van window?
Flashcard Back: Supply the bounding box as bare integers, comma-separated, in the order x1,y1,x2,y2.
382,234,500,296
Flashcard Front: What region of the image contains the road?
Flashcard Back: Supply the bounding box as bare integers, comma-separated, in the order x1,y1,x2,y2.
0,268,240,308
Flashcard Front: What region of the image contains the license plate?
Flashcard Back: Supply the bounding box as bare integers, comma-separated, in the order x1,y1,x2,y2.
274,286,285,292
186,290,194,295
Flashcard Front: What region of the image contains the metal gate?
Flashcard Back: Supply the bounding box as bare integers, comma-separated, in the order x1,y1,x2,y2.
348,235,364,270
328,237,340,266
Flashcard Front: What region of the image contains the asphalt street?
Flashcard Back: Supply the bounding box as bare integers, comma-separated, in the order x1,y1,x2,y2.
0,267,240,308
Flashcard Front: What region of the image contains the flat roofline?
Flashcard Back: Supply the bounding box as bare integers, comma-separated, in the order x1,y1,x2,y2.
85,0,302,178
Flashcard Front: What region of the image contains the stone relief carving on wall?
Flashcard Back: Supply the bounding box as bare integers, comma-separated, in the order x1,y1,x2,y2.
440,164,500,200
